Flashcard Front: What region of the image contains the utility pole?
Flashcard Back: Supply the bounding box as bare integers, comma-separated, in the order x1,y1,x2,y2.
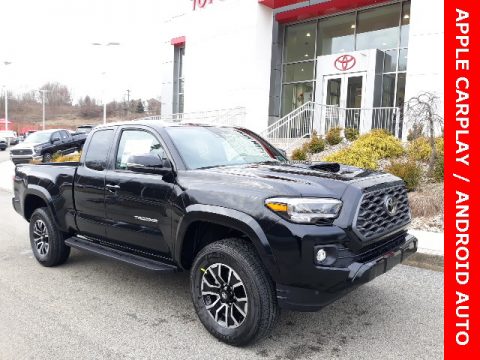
91,42,120,124
2,61,12,131
39,89,50,130
126,89,131,119
3,86,7,131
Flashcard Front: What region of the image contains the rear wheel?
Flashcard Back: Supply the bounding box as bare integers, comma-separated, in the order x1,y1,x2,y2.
190,239,278,346
29,207,70,267
43,152,52,162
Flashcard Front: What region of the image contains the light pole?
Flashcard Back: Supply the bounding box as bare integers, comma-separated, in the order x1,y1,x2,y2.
91,42,120,124
2,61,12,131
39,89,50,130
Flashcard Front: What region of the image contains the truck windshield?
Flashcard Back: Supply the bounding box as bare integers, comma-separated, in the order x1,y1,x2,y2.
24,131,52,144
166,127,284,169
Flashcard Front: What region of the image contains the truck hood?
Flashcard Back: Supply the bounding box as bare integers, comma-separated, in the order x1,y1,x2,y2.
179,161,390,200
11,142,44,150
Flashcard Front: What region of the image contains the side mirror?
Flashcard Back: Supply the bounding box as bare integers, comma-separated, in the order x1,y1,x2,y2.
51,136,61,143
126,154,172,175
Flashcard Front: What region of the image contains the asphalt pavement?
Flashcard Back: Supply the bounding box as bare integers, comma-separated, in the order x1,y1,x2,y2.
0,179,443,359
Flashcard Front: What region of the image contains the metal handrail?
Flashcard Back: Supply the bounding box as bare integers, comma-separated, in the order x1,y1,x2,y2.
261,102,401,150
139,106,247,127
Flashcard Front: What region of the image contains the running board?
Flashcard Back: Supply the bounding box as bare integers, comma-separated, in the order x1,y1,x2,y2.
65,236,179,272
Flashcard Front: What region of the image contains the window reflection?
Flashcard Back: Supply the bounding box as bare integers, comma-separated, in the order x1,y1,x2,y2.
400,2,410,47
282,82,314,116
317,14,355,55
356,3,401,50
284,23,316,62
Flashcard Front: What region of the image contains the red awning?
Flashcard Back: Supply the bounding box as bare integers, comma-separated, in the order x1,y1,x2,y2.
259,0,392,23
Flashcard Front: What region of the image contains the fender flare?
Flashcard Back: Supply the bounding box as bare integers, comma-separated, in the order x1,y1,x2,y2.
23,185,60,226
175,204,279,278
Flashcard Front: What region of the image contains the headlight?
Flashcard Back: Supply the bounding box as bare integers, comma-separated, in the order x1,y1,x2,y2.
265,197,342,224
33,146,42,154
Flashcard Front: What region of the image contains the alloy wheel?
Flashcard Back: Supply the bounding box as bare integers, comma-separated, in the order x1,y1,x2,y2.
33,219,49,256
200,263,248,329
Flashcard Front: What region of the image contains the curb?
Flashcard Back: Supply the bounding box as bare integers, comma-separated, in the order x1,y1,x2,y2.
404,252,444,272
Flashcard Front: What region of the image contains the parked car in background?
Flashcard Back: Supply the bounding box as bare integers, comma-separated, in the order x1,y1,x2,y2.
10,129,87,164
75,124,96,135
0,130,19,145
0,137,7,151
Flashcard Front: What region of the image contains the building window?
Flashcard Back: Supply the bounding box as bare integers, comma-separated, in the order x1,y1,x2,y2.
173,46,185,114
280,1,411,116
317,13,356,56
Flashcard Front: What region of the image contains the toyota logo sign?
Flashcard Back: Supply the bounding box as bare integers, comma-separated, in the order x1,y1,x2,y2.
334,54,356,71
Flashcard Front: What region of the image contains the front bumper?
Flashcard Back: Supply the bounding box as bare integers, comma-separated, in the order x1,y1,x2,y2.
10,154,42,164
276,233,418,311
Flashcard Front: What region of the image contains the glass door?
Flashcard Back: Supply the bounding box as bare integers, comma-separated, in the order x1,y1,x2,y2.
345,75,363,130
322,73,366,132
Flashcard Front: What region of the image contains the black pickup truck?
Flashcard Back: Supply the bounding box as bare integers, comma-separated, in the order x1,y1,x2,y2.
10,129,87,164
12,121,417,345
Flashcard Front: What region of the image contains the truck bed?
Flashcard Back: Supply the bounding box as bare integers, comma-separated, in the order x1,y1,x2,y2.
13,162,79,232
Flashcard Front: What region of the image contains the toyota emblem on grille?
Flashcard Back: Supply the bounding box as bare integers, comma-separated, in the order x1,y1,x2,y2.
384,196,398,216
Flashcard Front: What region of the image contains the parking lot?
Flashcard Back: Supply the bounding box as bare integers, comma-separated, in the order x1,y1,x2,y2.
0,159,443,359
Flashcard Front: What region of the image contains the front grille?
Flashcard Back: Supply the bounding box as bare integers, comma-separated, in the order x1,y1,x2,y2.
353,185,410,241
10,149,33,155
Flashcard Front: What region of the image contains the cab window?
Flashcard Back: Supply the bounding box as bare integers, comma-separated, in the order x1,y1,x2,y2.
115,130,167,170
84,129,115,171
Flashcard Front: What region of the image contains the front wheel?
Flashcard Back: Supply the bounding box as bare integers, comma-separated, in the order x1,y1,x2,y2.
43,152,52,162
190,239,278,346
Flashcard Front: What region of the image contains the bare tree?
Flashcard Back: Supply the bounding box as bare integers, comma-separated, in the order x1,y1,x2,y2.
405,92,444,176
147,98,161,115
40,82,72,107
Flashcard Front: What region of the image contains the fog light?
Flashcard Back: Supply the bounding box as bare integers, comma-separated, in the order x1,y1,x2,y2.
316,248,327,263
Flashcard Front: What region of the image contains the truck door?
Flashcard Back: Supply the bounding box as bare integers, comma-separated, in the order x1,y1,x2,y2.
104,127,174,256
74,128,115,238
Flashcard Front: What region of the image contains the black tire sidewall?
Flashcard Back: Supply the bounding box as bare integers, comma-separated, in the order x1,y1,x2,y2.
43,153,52,162
191,245,265,344
29,208,69,266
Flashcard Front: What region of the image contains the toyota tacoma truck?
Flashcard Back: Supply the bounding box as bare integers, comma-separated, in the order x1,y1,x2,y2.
10,128,87,164
12,121,417,345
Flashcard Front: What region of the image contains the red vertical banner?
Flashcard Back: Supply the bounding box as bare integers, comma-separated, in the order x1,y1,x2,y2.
444,0,479,358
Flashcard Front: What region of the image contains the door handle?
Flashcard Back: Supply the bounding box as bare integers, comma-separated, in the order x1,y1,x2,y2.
106,184,120,192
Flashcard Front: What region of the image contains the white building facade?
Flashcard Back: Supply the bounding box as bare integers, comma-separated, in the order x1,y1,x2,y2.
159,0,444,140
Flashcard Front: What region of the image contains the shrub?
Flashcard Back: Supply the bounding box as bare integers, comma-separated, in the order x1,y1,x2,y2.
344,127,359,142
291,147,307,161
408,183,444,217
324,146,379,170
353,129,404,159
407,137,444,162
53,152,81,163
433,154,444,182
307,131,326,153
407,123,424,141
385,159,423,191
325,127,343,145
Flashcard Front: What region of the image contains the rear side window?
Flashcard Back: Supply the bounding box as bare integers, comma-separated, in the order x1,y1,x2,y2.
60,131,69,140
84,129,114,171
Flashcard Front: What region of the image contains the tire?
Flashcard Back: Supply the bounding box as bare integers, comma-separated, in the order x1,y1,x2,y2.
190,238,278,346
43,152,52,162
29,207,70,267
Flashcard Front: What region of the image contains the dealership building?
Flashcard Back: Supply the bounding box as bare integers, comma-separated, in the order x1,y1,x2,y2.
159,0,443,144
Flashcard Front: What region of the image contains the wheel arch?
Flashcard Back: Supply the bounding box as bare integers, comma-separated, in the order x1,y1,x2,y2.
23,186,57,224
175,205,279,279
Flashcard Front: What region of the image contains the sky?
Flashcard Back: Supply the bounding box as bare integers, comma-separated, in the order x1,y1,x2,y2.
0,0,179,103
